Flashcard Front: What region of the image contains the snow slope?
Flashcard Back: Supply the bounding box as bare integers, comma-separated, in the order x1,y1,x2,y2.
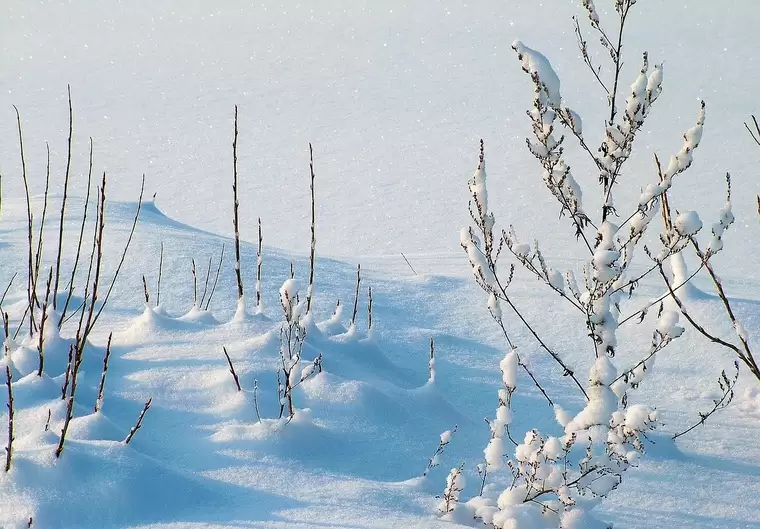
2,0,760,528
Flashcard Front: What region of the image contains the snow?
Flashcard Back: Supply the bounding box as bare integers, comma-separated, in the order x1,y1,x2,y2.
1,0,760,528
675,210,703,236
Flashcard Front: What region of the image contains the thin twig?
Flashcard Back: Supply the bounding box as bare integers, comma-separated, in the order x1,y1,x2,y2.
367,286,373,331
744,115,760,146
14,106,37,336
59,137,94,328
5,366,14,472
91,175,145,328
232,105,244,301
36,268,53,376
124,397,152,444
351,264,361,327
306,144,317,314
5,365,15,472
142,275,150,305
191,258,198,307
256,217,263,311
53,85,74,309
156,241,163,307
401,253,417,275
0,273,16,308
222,347,242,392
253,379,261,422
33,143,52,309
205,244,225,311
198,255,213,309
94,332,113,413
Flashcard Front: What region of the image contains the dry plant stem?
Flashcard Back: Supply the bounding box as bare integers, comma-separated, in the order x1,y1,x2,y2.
573,16,609,95
56,174,107,458
14,106,37,336
5,365,13,472
205,244,225,311
59,137,94,328
124,397,152,444
253,379,261,422
672,361,739,440
94,332,113,413
503,234,584,313
367,286,373,331
191,258,198,306
232,105,244,301
617,263,705,327
36,268,53,376
351,264,361,327
256,218,262,309
142,275,150,304
689,238,760,379
429,338,434,380
61,344,73,400
401,253,417,275
198,255,213,308
91,175,145,328
156,241,163,307
657,259,757,433
83,174,107,338
475,240,587,400
744,115,760,146
290,262,295,279
53,85,74,309
27,517,32,529
0,273,17,308
2,313,9,344
44,409,51,431
658,264,743,358
222,347,242,391
607,3,633,126
33,144,52,302
306,143,316,314
492,312,555,405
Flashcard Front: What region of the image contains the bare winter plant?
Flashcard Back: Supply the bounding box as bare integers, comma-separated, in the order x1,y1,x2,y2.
277,279,322,419
191,258,198,307
156,241,164,307
222,346,242,392
4,365,13,473
438,464,466,515
443,1,735,526
232,105,245,307
255,218,263,314
124,397,152,445
205,244,225,311
4,95,144,463
350,264,361,330
306,144,317,315
56,172,145,458
94,333,113,413
52,86,74,311
423,424,457,477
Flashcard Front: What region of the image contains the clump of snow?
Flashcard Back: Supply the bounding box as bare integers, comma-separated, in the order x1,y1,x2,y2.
674,210,703,236
512,39,562,108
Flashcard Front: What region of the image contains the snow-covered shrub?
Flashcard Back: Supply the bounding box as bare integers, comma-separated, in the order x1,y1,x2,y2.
446,1,730,526
424,425,457,477
277,278,322,419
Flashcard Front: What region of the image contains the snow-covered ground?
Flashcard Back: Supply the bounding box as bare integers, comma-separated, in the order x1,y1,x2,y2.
2,1,760,528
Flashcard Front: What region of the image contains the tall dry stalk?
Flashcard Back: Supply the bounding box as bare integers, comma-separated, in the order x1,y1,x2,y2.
232,106,244,302
53,85,74,309
306,144,316,314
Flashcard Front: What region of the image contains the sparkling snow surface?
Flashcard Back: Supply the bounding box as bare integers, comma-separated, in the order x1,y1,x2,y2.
1,1,760,528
